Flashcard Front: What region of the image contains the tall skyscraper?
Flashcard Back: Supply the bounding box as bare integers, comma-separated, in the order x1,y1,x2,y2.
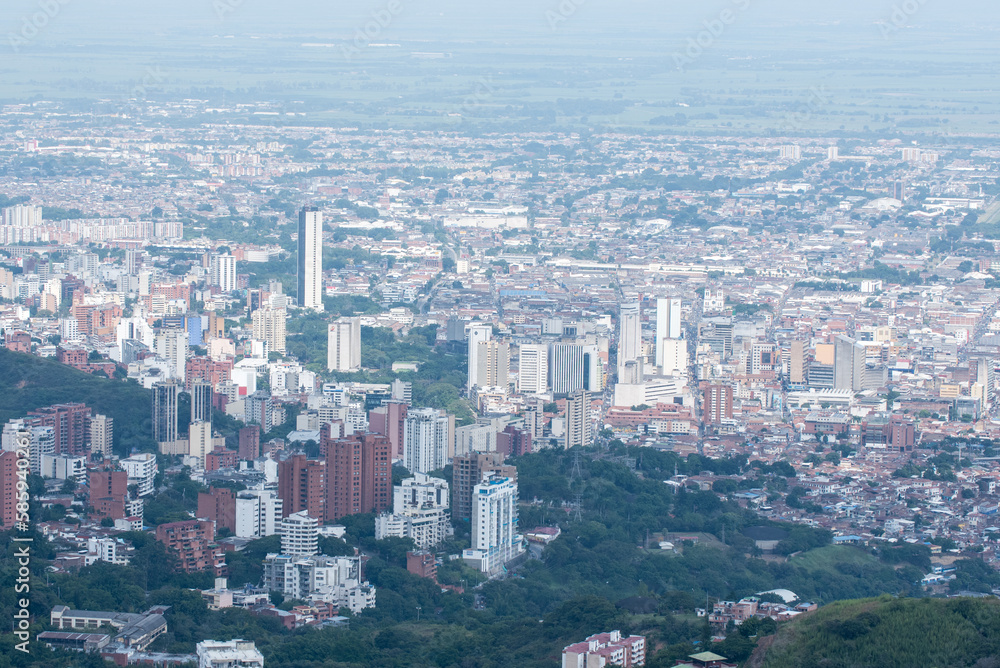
550,343,584,395
789,340,806,386
475,340,510,390
655,297,682,371
210,254,237,293
659,339,687,376
518,344,549,395
565,390,592,449
252,307,287,355
617,302,642,381
704,384,734,425
190,380,214,426
324,430,391,522
328,317,362,372
834,335,866,391
403,408,451,474
152,380,180,445
467,324,492,392
297,206,324,311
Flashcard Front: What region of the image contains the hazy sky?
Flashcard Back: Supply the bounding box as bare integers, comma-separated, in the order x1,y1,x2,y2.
2,0,997,42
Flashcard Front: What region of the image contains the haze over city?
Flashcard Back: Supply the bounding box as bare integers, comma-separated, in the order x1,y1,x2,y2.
2,2,1000,668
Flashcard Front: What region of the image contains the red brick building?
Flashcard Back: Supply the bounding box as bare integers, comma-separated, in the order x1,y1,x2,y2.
185,357,233,391
57,346,89,368
4,331,31,353
155,520,225,575
368,402,407,457
197,487,236,533
205,447,238,472
89,469,128,520
28,403,92,457
238,426,261,461
278,454,326,519
406,550,437,581
0,451,18,530
72,303,122,338
497,425,532,458
323,430,391,522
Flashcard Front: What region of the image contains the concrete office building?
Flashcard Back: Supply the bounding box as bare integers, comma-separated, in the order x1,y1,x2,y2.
518,343,549,395
152,381,180,445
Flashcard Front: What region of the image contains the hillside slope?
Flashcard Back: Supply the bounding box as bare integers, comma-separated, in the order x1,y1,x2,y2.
0,348,155,455
748,595,1000,668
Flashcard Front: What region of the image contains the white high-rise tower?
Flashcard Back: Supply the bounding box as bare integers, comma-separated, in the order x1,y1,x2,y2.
656,297,682,371
617,302,642,381
467,324,492,393
297,207,324,311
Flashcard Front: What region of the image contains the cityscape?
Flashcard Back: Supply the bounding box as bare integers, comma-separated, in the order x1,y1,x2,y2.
3,2,1000,667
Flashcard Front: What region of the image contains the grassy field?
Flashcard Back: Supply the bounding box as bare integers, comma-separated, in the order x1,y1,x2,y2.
789,545,880,572
749,596,1000,668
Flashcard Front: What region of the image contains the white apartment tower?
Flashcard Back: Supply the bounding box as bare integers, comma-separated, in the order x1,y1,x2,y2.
280,510,319,557
328,317,362,372
403,408,451,474
297,206,324,310
90,414,114,458
235,489,283,538
209,254,237,293
463,473,523,576
120,453,158,497
655,297,682,371
617,302,642,381
467,323,492,393
154,330,189,382
518,344,549,395
565,390,592,449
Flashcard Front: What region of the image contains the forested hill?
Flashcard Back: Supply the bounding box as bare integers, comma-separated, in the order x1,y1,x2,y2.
748,596,1000,668
0,348,155,454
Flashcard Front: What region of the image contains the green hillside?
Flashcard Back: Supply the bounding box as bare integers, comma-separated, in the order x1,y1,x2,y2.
749,595,1000,668
0,348,155,456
